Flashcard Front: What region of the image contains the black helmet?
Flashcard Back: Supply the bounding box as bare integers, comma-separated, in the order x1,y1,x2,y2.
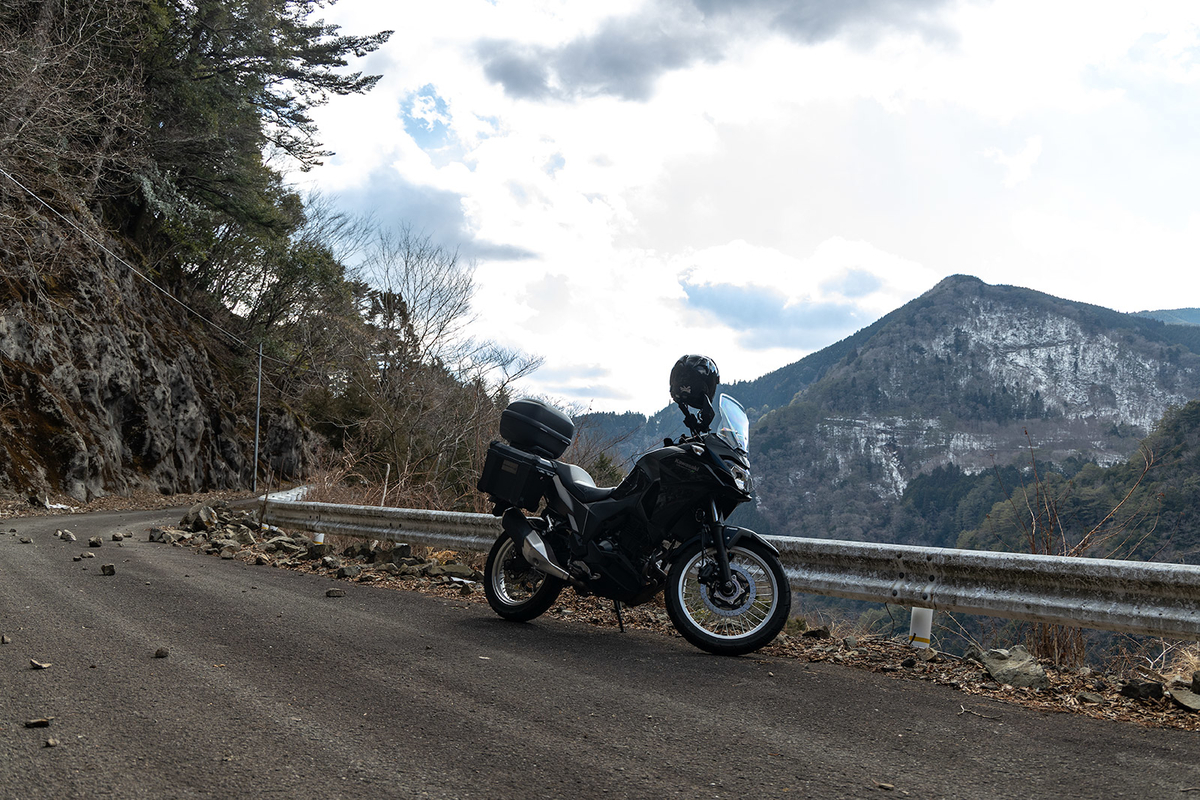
670,355,719,431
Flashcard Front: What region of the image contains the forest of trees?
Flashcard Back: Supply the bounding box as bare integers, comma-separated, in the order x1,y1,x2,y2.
0,0,554,509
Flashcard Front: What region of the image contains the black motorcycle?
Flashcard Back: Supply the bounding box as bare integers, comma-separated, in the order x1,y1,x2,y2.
476,355,791,656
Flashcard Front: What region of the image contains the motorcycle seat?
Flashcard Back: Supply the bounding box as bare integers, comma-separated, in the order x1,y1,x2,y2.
554,461,615,503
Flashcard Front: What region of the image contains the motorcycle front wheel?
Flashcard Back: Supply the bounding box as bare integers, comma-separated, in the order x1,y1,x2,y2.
483,532,565,622
665,538,791,656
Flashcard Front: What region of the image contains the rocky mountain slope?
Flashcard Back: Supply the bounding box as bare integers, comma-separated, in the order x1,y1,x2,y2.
583,276,1200,548
0,194,311,502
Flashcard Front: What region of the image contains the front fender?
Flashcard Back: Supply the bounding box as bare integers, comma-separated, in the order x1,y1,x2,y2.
679,525,778,556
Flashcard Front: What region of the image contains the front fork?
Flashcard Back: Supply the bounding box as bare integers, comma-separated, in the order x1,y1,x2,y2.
700,501,736,594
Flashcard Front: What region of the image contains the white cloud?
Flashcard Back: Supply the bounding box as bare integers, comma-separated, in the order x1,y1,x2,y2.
983,135,1043,188
301,0,1200,413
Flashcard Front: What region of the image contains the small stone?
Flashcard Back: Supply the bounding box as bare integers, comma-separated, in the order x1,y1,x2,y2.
111,532,125,542
326,588,345,598
220,547,237,559
154,647,169,659
901,657,917,668
44,738,60,748
30,660,51,670
1,634,11,644
801,626,831,639
100,564,116,576
18,536,32,544
255,553,271,566
73,555,82,562
61,531,76,542
88,537,102,548
842,636,858,649
337,565,362,579
24,718,52,728
459,583,475,596
83,552,95,559
1076,692,1105,705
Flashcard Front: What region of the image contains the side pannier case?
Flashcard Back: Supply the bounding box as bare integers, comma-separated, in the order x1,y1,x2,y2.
477,441,551,511
499,399,574,459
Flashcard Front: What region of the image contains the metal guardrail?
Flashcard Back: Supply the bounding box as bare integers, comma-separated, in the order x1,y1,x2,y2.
261,499,1200,641
262,500,499,553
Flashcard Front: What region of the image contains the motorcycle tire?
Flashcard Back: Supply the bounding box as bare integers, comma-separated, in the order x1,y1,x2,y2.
665,538,791,656
483,532,565,622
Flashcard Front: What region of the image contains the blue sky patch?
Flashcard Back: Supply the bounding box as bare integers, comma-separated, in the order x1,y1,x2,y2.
821,268,881,298
402,85,453,151
681,280,866,350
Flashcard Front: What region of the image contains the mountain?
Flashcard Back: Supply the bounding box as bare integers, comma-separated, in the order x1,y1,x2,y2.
582,276,1200,548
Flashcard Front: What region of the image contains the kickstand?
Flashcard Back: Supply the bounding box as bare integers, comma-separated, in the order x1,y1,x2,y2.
613,600,626,633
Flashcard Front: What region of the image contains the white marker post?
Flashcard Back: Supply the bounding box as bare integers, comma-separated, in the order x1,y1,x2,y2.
908,607,933,649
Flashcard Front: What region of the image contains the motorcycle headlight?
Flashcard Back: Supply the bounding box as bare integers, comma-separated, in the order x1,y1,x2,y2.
729,464,753,493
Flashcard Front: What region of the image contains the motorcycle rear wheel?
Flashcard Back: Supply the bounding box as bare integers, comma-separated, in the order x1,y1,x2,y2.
665,538,791,656
483,533,565,622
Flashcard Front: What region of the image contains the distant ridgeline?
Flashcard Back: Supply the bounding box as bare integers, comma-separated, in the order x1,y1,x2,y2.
580,276,1200,562
1134,308,1200,327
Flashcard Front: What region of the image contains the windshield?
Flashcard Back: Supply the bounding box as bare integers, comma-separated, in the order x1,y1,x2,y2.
714,393,749,453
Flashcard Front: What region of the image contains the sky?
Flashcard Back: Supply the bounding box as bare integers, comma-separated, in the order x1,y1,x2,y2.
300,0,1200,415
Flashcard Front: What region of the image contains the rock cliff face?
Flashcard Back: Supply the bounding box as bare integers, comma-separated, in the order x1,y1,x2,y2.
0,197,312,501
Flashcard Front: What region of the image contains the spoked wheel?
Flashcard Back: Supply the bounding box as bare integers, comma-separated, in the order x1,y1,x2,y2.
665,538,791,656
483,533,564,622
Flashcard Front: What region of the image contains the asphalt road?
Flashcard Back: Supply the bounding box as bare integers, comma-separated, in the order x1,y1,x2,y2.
2,509,1197,800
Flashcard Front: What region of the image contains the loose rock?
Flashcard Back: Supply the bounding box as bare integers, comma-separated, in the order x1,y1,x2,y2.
326,588,346,598
1121,681,1165,701
1167,687,1200,712
44,738,60,747
88,536,102,548
61,530,76,542
154,647,169,659
18,536,31,544
970,645,1050,690
23,718,53,728
1,634,11,644
100,564,116,576
29,660,51,670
